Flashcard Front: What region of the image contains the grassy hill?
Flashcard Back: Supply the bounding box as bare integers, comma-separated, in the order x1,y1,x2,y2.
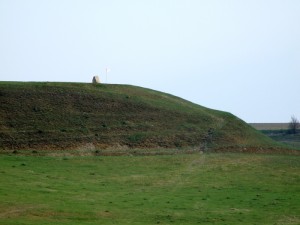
0,82,292,153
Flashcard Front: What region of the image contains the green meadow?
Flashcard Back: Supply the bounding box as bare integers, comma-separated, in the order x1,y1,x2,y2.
0,153,299,225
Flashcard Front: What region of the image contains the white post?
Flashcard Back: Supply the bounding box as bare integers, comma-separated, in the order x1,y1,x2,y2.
106,68,107,83
105,67,110,83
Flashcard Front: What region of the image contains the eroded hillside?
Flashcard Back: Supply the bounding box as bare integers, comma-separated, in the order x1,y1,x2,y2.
0,82,280,152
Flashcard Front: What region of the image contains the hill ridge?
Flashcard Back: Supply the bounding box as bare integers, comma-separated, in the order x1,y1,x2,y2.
0,81,288,153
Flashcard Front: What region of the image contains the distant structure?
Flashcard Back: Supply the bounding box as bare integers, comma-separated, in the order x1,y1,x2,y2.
92,76,100,84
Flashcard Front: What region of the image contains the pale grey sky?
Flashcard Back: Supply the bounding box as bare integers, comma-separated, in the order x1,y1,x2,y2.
0,0,299,122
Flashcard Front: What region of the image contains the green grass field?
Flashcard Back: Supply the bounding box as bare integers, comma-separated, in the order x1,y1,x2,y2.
1,153,299,225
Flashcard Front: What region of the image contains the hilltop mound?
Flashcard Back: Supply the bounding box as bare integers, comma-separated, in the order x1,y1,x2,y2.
0,82,280,152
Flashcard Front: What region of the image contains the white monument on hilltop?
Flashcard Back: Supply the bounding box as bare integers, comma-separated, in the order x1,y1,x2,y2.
92,75,100,84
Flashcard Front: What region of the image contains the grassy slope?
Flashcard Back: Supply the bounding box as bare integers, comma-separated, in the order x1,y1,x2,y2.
0,82,286,152
0,154,299,225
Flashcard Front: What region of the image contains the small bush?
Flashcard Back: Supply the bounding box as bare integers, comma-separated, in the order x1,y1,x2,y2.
33,106,40,112
128,133,145,143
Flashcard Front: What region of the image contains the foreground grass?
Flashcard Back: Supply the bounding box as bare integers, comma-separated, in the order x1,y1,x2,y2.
0,153,299,225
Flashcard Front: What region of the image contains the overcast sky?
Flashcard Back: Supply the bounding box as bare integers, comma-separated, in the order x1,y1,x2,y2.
0,0,299,122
